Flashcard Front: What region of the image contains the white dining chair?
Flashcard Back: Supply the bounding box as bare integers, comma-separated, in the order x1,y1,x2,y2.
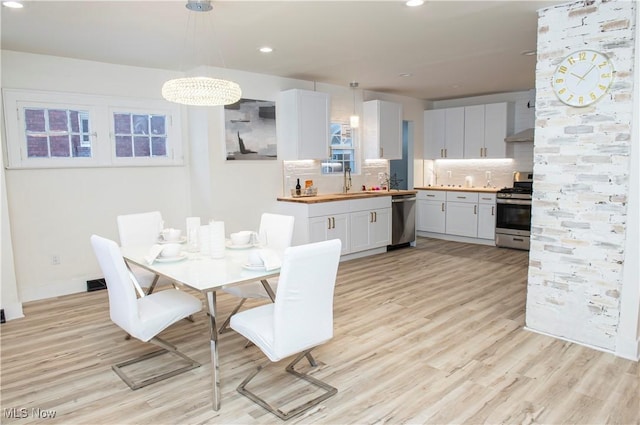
230,239,342,420
116,211,170,295
219,213,295,334
90,234,202,390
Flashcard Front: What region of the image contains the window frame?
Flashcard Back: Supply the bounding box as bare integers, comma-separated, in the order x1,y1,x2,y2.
322,122,357,175
2,88,183,169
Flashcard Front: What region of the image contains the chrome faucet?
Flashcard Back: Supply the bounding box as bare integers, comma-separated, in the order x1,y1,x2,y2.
343,165,352,193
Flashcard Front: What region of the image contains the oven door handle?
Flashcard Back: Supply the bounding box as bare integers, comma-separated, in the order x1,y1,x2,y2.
497,199,531,206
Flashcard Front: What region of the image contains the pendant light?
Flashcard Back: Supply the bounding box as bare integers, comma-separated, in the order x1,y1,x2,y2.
162,0,241,106
349,81,359,129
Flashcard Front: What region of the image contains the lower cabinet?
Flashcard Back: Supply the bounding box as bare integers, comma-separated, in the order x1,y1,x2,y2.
417,190,446,233
445,192,479,238
309,213,350,254
350,208,391,252
416,189,496,245
477,194,497,240
278,196,391,257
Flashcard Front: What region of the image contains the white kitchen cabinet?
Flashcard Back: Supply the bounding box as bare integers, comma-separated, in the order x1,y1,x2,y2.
277,196,391,258
423,107,464,159
477,193,497,240
463,102,514,159
416,190,446,233
277,89,330,160
309,213,350,254
351,207,391,252
363,100,402,159
445,192,479,238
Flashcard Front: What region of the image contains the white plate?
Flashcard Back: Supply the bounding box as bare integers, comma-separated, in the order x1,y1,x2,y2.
242,263,266,271
226,240,254,250
155,253,187,263
158,236,187,244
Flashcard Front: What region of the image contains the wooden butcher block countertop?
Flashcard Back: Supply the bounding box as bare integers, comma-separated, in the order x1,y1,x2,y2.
277,189,418,204
414,186,501,193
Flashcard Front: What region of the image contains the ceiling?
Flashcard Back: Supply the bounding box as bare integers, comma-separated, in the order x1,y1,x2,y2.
1,0,564,101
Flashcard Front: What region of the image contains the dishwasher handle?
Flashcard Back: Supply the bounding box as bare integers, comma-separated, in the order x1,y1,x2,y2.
392,196,416,203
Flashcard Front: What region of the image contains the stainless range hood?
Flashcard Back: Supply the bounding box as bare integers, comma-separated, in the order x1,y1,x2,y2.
505,128,534,142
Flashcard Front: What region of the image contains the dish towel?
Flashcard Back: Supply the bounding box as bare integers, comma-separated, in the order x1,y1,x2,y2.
258,249,281,271
144,244,164,265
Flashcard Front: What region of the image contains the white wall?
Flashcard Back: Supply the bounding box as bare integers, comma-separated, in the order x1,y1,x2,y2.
1,51,192,302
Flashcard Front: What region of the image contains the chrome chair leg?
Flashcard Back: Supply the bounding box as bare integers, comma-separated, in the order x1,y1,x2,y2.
218,298,247,333
236,348,337,420
112,336,200,390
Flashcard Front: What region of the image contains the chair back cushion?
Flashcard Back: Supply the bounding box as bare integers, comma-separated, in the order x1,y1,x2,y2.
273,239,341,359
90,235,139,333
259,213,295,253
117,211,163,247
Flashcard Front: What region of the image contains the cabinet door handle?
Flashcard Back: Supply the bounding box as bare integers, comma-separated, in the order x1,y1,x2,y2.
328,217,332,230
441,202,445,212
370,212,374,223
444,148,448,158
380,147,383,157
440,148,443,158
374,211,377,222
332,217,335,229
427,194,435,197
457,196,466,199
474,205,477,215
491,206,494,216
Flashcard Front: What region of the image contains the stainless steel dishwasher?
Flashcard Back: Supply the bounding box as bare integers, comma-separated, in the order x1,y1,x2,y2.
390,194,416,248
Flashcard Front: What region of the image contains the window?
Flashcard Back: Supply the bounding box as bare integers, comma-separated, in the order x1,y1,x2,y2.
113,112,168,158
24,107,92,158
322,123,356,174
3,89,183,168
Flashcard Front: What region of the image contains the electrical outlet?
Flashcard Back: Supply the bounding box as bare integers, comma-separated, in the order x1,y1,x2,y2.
52,255,60,265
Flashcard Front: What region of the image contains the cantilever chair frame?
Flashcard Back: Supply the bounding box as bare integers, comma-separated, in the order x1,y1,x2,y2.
236,348,337,421
112,335,200,390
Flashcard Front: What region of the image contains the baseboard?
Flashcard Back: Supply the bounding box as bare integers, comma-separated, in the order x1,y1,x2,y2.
417,231,495,246
615,336,640,362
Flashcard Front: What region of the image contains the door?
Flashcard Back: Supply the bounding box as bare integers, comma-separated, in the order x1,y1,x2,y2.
417,199,446,233
446,202,477,237
477,203,496,240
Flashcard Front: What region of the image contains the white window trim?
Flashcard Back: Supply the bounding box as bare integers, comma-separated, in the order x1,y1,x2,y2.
2,88,184,169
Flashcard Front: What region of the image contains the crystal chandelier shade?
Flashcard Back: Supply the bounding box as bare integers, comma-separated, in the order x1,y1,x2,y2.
162,77,241,106
162,1,242,107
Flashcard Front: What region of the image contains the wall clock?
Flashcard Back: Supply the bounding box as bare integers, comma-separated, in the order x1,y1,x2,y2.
552,49,614,107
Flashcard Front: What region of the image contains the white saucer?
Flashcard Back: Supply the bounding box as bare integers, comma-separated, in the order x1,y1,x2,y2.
156,253,187,263
242,263,266,271
158,236,187,244
226,240,254,250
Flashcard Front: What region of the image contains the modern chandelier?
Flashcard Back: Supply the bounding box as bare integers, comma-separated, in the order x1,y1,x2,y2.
162,0,241,106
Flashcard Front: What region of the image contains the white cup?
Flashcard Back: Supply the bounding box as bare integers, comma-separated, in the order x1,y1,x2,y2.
161,243,182,257
162,228,182,242
248,251,264,267
230,231,252,246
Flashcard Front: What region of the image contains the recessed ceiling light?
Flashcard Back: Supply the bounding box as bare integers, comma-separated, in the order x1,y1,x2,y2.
2,1,24,8
406,0,424,7
399,73,413,78
259,46,273,53
521,50,537,56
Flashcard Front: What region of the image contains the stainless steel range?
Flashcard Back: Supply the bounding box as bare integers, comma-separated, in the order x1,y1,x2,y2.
495,171,532,250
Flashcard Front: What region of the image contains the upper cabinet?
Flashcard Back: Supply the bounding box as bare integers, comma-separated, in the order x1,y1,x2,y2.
424,102,513,160
277,89,330,160
463,102,514,159
423,107,464,159
362,100,403,160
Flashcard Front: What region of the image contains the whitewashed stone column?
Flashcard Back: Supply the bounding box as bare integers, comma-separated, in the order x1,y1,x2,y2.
527,0,636,351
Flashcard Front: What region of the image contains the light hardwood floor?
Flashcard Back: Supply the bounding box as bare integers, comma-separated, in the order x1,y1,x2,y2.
1,237,638,424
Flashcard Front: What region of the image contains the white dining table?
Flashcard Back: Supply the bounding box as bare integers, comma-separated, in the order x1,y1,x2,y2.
121,244,279,411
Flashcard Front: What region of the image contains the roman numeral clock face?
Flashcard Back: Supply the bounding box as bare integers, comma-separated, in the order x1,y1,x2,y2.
552,50,614,107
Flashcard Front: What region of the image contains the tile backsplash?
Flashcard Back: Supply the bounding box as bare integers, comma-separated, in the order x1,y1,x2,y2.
283,160,389,196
